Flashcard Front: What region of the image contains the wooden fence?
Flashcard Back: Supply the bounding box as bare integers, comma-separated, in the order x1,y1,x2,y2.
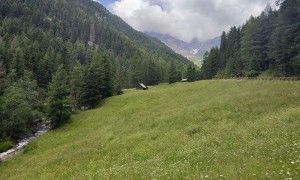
240,77,300,81
213,77,300,81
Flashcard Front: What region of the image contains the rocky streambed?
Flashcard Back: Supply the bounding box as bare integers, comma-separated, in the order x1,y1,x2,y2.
0,122,50,162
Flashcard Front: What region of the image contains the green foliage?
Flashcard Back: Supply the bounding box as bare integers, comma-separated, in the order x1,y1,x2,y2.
244,70,260,77
0,0,190,88
0,80,299,178
101,53,114,99
241,17,262,72
81,57,105,109
200,47,220,79
0,71,40,140
47,65,71,128
0,0,193,142
187,64,197,82
145,60,160,86
168,61,178,84
214,69,233,79
0,140,13,153
113,63,124,95
201,1,300,78
1,85,34,139
70,62,84,111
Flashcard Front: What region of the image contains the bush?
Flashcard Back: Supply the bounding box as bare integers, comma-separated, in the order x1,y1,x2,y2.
0,141,14,153
244,70,260,77
214,69,233,79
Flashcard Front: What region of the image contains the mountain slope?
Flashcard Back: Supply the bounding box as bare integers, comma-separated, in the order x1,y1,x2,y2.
0,0,191,88
0,0,194,147
146,32,220,66
0,80,299,179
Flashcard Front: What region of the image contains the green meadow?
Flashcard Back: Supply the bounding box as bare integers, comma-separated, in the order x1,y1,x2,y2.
0,80,299,179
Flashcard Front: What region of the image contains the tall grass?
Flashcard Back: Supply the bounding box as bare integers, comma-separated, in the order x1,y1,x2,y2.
0,80,299,179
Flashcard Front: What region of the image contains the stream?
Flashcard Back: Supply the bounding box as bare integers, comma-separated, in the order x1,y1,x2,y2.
0,122,50,162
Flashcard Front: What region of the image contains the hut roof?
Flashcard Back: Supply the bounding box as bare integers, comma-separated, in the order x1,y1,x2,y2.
181,79,188,82
139,83,147,89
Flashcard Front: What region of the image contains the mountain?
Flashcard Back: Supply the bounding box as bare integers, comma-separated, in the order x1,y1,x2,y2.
0,0,194,146
189,37,221,58
0,0,191,88
145,32,220,66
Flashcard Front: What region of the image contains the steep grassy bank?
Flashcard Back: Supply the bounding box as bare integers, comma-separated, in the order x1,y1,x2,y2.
0,80,299,179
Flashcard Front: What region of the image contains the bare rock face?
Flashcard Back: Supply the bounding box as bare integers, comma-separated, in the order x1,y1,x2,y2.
90,23,96,43
145,32,220,65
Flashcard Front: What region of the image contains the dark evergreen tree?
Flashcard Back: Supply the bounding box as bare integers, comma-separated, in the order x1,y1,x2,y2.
128,57,143,87
101,53,114,98
200,47,220,79
187,64,197,82
47,65,71,128
201,0,300,78
147,60,160,86
81,58,105,109
259,5,276,71
269,0,300,76
241,17,262,76
113,63,124,95
168,61,177,84
11,47,24,77
70,62,84,111
36,47,56,88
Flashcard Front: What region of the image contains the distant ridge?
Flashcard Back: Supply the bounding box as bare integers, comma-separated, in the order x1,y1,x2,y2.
145,32,220,66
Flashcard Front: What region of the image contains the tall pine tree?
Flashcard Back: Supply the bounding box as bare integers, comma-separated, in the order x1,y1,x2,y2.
47,65,71,128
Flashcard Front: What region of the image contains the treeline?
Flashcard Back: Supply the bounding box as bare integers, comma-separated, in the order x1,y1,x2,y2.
200,0,300,79
0,49,121,150
0,0,194,151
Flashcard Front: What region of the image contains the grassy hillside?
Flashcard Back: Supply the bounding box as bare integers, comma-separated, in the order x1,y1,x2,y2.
0,80,299,179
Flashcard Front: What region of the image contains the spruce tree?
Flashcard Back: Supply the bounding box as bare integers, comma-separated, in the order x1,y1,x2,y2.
47,65,71,128
148,60,160,86
81,57,104,109
101,53,113,98
187,64,197,82
241,16,262,76
168,61,177,84
70,62,84,111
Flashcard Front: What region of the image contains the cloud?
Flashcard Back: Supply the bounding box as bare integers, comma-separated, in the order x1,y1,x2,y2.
110,0,275,42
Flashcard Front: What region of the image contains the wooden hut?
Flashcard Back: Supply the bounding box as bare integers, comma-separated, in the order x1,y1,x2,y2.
136,83,148,90
181,79,188,82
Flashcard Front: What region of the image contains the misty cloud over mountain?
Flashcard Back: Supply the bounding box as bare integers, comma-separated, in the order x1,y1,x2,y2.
110,0,275,42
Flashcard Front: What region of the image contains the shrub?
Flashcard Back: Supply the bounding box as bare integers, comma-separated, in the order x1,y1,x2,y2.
0,141,14,153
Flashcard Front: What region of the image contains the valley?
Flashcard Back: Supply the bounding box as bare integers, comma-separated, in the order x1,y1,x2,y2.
0,80,299,179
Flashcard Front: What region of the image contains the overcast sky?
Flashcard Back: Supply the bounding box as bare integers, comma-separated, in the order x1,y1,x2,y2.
95,0,275,42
